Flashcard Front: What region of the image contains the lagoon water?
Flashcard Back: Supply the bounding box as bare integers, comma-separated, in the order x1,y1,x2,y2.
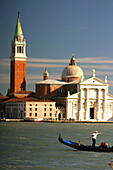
0,122,113,170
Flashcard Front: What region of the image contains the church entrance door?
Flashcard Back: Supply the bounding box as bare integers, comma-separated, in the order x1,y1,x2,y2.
58,113,61,120
90,108,94,119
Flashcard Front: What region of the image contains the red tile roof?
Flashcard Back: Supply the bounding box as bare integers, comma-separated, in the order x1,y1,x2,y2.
3,97,55,103
0,96,9,102
16,91,34,94
10,91,34,95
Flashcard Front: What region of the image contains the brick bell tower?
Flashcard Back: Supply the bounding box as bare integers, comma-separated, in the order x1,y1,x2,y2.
10,12,27,93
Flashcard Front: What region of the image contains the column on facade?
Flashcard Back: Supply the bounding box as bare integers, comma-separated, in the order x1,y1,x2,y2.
66,98,69,120
86,88,90,120
56,110,59,120
72,103,73,119
103,89,107,120
97,89,101,120
79,88,83,120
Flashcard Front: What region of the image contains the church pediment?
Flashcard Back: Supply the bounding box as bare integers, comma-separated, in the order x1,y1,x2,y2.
107,93,113,100
80,77,108,86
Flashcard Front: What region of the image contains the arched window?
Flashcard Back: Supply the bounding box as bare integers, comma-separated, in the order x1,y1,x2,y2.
17,46,24,53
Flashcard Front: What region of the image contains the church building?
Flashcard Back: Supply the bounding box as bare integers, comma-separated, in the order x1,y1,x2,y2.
36,55,113,121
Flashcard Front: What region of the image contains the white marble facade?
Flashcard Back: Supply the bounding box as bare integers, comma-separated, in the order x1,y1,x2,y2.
66,70,113,121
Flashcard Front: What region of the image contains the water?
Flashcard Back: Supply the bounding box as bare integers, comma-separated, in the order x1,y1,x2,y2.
0,122,113,170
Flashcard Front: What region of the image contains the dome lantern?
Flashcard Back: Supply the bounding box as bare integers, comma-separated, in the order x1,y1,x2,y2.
43,67,49,80
69,53,76,66
61,54,84,82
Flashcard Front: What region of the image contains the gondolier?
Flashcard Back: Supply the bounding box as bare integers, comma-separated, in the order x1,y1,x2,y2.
92,131,101,147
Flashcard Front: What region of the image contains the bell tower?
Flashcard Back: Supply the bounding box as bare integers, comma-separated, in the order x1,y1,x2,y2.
10,12,27,93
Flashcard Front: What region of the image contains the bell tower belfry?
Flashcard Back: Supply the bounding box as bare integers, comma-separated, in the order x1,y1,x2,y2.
10,12,27,93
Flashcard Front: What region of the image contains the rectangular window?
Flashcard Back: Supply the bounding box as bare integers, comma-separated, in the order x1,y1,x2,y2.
30,108,32,111
44,104,46,107
30,113,32,116
44,108,46,111
35,108,37,111
50,104,52,107
35,104,37,106
35,113,37,117
50,113,52,117
44,113,46,116
50,108,52,111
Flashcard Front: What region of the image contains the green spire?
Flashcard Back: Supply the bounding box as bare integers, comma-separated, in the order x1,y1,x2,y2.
14,12,23,37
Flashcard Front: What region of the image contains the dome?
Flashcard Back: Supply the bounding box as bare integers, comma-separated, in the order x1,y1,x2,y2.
61,54,84,82
61,65,83,78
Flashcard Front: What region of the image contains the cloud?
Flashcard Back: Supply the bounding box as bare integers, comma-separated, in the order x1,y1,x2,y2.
27,62,113,70
0,59,9,69
27,57,113,70
95,71,113,76
27,75,42,80
27,63,67,68
1,57,113,71
0,56,113,86
81,65,113,70
27,74,60,80
0,73,9,84
77,57,113,64
27,58,69,63
27,57,113,64
84,70,113,76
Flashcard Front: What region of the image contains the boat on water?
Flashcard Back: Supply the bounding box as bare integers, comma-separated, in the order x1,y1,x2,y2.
58,134,113,152
108,159,113,169
24,118,40,122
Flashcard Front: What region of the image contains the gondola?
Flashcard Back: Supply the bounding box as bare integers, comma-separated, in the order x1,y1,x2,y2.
58,134,113,152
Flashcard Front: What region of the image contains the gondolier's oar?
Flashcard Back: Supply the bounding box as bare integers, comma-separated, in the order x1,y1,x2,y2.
80,136,92,144
68,136,92,150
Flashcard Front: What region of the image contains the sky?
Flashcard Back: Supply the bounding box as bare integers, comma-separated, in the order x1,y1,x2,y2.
1,0,113,95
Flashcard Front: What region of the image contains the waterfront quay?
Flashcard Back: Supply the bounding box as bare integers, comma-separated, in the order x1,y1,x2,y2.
1,119,113,123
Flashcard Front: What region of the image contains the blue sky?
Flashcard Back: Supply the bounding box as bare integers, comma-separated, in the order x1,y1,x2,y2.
1,0,113,95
